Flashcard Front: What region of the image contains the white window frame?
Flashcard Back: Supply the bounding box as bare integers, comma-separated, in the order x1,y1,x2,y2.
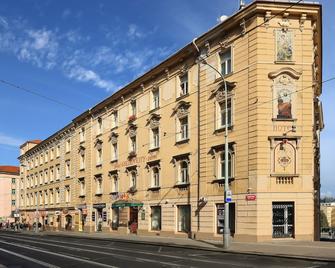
129,136,137,153
80,153,85,170
216,98,233,130
111,143,118,161
150,127,160,149
65,161,71,178
178,160,189,184
220,47,232,76
96,177,103,195
112,175,118,193
151,88,160,110
80,127,85,143
151,167,160,187
65,186,70,203
177,116,189,141
97,117,103,135
130,100,137,117
111,111,118,129
79,179,86,196
96,148,102,166
130,171,137,189
217,150,233,179
179,73,189,97
66,139,71,153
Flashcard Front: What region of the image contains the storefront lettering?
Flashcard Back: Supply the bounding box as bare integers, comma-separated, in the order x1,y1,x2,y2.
112,154,157,169
273,125,295,132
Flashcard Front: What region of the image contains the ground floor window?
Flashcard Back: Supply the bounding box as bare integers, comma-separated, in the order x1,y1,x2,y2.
272,202,294,238
178,205,190,233
151,206,161,231
112,208,119,230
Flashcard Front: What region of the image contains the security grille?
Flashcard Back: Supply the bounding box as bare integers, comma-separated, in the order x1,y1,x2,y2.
272,202,294,238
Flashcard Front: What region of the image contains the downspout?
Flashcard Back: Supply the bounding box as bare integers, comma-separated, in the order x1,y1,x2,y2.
192,38,201,233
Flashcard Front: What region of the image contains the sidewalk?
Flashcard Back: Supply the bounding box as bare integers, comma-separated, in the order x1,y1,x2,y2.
17,230,335,262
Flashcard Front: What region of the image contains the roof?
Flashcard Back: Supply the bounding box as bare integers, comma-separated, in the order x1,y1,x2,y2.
28,140,42,144
0,166,19,175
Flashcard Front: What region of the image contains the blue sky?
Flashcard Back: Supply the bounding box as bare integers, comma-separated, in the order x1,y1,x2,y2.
0,0,334,195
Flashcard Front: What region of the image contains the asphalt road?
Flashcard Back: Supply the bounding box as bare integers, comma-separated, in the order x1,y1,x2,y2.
0,232,331,268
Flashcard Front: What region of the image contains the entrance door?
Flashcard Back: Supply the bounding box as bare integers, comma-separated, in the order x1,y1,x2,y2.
129,207,138,233
96,209,103,232
272,202,294,238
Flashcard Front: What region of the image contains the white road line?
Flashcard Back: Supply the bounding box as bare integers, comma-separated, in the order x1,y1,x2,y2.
0,234,227,265
0,246,60,268
0,240,118,268
0,237,184,267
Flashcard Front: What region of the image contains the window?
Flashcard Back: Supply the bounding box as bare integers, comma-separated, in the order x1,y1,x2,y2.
34,174,38,187
35,157,38,167
11,200,16,206
131,100,136,117
56,165,60,181
44,190,48,205
130,172,137,189
45,151,48,163
97,118,103,135
11,178,15,184
55,188,60,204
151,167,160,188
218,151,232,179
220,48,232,75
96,148,102,166
152,88,160,110
11,189,15,195
65,161,71,178
179,161,189,184
178,205,191,233
111,143,118,161
39,172,43,185
50,148,54,160
44,169,48,184
80,153,85,170
66,139,71,153
179,73,188,96
80,127,85,142
50,167,54,182
56,145,60,158
96,177,103,195
177,117,188,141
111,112,118,128
79,179,85,196
150,128,159,149
39,191,43,205
112,175,118,193
217,98,232,129
130,136,136,153
151,206,161,231
40,154,43,165
49,189,54,204
65,186,70,203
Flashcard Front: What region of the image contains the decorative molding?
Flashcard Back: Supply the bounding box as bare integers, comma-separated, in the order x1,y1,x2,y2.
278,14,290,32
264,11,271,28
165,68,170,80
240,19,246,35
109,132,118,144
172,101,191,118
299,14,307,32
268,67,302,80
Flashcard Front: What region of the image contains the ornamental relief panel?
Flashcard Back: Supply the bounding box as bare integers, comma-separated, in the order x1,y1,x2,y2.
275,30,293,62
271,139,298,176
109,132,118,145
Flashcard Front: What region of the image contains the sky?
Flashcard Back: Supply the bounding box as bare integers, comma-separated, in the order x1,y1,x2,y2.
0,0,334,196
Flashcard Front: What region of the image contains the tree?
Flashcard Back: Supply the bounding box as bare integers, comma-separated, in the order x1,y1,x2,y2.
320,210,329,228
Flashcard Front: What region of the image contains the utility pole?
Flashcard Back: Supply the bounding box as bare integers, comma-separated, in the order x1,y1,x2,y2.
192,39,231,248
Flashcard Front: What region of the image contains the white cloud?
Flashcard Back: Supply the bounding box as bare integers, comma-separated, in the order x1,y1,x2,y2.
0,133,24,147
127,24,144,39
66,65,116,92
0,16,8,29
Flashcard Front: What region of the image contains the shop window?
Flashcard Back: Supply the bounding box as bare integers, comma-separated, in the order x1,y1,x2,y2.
177,205,191,233
272,202,294,238
151,206,161,231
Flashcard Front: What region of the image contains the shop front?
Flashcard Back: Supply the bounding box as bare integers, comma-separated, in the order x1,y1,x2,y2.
93,203,106,232
111,199,143,234
77,204,87,232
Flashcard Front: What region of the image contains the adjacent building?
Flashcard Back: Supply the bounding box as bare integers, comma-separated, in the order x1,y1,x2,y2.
321,203,335,228
18,1,323,241
0,166,20,223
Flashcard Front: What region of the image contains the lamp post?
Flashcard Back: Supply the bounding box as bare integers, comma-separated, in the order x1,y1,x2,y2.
192,39,231,249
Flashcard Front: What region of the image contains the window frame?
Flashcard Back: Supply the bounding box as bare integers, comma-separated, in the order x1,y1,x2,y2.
219,47,233,76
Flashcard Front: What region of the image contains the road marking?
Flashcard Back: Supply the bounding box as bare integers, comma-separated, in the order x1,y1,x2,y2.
158,246,162,252
0,237,184,267
0,246,60,268
0,240,118,268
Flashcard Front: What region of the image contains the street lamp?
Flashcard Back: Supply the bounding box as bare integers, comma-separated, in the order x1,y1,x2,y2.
192,39,231,249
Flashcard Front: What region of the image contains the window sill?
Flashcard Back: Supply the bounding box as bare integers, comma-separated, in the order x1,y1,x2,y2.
214,125,233,134
110,159,118,163
80,140,85,144
110,191,119,195
128,152,137,159
96,133,102,138
175,138,189,145
174,182,190,188
65,151,70,154
65,176,70,179
149,107,159,113
147,186,161,191
111,126,118,131
148,147,159,152
127,188,137,194
211,178,234,184
272,118,297,122
274,60,295,65
96,163,102,167
79,194,86,198
176,93,189,101
79,168,85,171
95,193,103,196
270,174,299,177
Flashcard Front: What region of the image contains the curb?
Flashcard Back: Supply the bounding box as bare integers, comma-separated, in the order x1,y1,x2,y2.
7,231,335,263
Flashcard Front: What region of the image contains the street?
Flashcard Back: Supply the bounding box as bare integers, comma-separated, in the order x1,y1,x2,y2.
0,232,331,268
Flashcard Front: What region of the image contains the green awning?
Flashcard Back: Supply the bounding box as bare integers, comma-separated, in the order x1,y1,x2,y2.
112,200,143,208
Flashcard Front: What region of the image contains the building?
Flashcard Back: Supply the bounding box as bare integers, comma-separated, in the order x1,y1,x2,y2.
18,1,323,241
321,203,335,228
0,166,20,223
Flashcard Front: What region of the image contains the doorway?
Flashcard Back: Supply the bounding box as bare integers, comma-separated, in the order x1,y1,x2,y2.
272,202,294,238
129,207,138,233
216,203,235,236
96,208,103,232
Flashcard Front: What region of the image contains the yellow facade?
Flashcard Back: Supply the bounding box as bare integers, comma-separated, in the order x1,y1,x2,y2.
18,1,323,241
